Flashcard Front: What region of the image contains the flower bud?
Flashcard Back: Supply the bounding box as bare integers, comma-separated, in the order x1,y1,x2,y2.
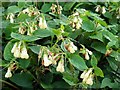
56,59,64,73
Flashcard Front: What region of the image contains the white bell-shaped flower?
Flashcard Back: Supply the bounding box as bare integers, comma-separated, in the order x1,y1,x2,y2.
56,59,64,73
43,54,52,67
95,5,100,12
73,17,78,23
5,67,12,78
39,17,47,29
7,13,14,23
14,48,20,58
102,6,106,14
13,42,21,58
86,49,93,55
76,22,81,29
85,74,94,85
80,69,88,79
68,42,77,53
20,46,29,59
11,42,18,53
85,52,90,60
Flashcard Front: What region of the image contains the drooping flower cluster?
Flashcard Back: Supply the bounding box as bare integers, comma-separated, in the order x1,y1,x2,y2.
21,6,40,17
95,5,106,14
80,68,94,85
69,11,82,30
6,13,15,23
50,4,63,14
64,40,77,53
38,47,64,73
11,41,29,59
5,63,17,78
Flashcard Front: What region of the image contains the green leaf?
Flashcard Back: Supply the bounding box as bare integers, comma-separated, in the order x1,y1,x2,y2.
91,55,98,67
91,42,106,54
41,3,51,13
29,45,40,54
64,2,75,11
17,0,25,8
107,57,118,71
10,72,33,88
89,31,103,42
41,82,52,89
18,59,30,68
52,81,70,89
41,72,53,84
69,54,88,71
11,32,40,42
3,40,14,61
103,30,117,41
94,66,104,77
33,28,54,38
7,5,20,13
63,72,78,86
103,12,112,19
82,19,95,32
101,78,113,88
16,13,29,22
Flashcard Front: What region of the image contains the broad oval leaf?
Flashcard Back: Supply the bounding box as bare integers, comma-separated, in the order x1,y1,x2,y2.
10,72,33,88
69,54,88,71
7,5,20,13
94,66,104,77
11,32,40,42
3,40,14,61
33,28,54,38
82,19,95,32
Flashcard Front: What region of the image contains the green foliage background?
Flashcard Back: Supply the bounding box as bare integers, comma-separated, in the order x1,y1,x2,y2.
1,1,120,90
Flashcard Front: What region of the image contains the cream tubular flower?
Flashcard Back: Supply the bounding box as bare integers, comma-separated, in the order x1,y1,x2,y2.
95,5,100,12
86,49,93,55
13,42,21,58
68,42,77,53
85,74,94,85
56,59,64,73
102,6,106,14
5,67,12,78
43,54,52,67
20,46,29,59
85,52,89,60
80,69,88,79
11,42,18,53
39,17,47,29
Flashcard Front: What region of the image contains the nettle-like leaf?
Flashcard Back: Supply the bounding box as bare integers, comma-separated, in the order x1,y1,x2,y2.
69,54,88,71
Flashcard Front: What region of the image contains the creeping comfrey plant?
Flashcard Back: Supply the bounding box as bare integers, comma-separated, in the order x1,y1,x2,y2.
2,1,120,89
